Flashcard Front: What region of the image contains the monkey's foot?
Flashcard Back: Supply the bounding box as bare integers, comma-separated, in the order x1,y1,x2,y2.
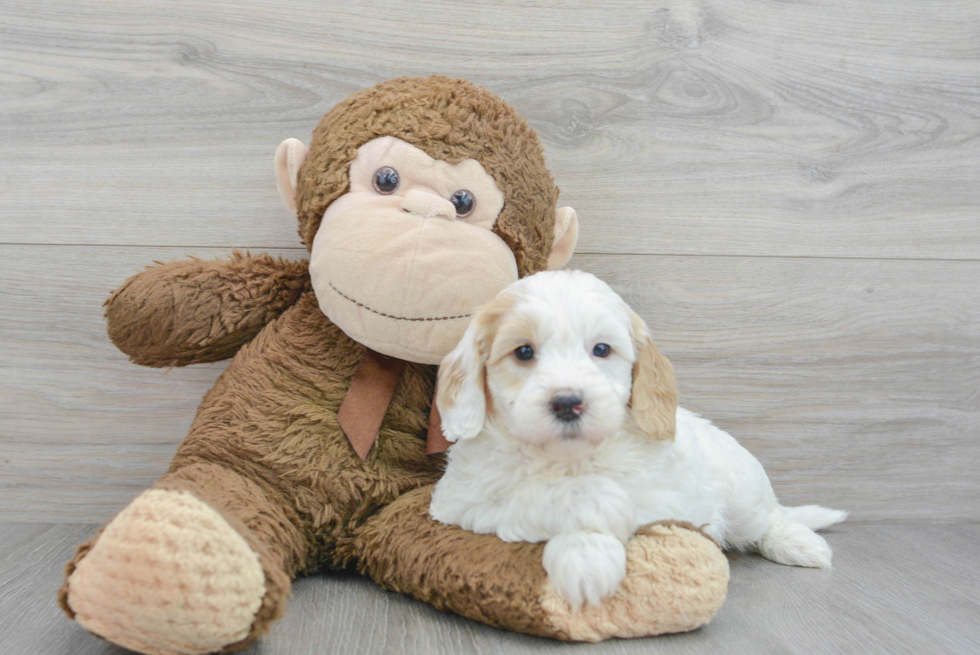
62,489,267,655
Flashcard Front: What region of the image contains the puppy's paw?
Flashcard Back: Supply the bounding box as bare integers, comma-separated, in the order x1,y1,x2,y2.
537,523,730,641
543,532,626,610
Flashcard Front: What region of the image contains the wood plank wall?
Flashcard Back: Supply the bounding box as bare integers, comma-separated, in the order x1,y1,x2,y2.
1,0,978,523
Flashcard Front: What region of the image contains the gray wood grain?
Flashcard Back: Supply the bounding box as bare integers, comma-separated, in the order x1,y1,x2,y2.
0,246,292,521
1,0,978,257
2,245,977,523
2,523,977,655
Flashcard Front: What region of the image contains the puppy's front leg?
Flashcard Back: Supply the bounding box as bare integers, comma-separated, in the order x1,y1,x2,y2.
537,477,636,610
496,475,637,543
543,532,627,610
482,477,637,609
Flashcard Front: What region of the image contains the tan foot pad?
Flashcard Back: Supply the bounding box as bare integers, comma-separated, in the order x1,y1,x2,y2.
541,523,730,641
66,489,266,655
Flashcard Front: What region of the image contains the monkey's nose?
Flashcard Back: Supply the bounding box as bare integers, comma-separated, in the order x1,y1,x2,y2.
400,189,456,220
550,394,584,423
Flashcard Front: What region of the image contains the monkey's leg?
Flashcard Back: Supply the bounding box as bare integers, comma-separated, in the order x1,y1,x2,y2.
60,462,308,655
355,486,730,641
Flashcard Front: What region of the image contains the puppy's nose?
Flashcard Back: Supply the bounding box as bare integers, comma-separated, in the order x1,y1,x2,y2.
551,394,584,423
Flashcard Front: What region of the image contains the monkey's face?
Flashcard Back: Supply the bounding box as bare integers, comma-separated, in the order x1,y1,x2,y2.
277,81,580,365
308,136,518,364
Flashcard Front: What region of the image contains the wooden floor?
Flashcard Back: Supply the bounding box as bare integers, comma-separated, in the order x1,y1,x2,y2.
1,523,977,655
2,0,979,653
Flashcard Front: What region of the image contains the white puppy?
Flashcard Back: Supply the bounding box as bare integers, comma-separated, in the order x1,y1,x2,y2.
430,270,846,610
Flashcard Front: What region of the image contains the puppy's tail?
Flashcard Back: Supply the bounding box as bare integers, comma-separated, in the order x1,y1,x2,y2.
783,505,848,531
757,505,846,569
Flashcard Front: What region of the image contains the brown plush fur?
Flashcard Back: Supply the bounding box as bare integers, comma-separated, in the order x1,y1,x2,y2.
107,251,311,368
296,76,558,277
60,77,727,652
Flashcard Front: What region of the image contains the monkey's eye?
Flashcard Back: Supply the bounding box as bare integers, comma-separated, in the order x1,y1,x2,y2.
514,345,534,361
450,189,475,217
593,343,611,358
373,167,400,194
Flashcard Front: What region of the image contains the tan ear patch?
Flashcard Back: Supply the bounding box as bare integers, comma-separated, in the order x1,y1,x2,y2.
628,310,678,441
437,293,516,415
436,293,518,441
470,293,519,356
436,351,474,419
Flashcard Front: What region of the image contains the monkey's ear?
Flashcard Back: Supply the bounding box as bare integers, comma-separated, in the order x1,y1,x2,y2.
546,206,579,270
275,138,309,215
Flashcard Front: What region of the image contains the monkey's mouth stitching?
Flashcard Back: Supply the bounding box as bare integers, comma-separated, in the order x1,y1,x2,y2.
328,283,473,322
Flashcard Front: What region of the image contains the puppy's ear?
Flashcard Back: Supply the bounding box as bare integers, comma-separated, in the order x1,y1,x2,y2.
437,295,514,442
627,308,678,441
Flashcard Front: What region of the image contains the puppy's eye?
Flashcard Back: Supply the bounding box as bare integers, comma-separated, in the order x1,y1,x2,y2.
450,189,475,216
514,345,534,361
593,343,611,358
373,167,400,194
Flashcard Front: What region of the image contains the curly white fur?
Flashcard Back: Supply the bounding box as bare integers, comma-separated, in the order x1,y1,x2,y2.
430,270,846,609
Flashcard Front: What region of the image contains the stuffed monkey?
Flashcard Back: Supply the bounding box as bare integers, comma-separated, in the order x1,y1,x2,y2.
59,77,728,655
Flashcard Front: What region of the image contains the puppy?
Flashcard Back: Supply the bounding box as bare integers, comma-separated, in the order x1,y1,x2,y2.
429,270,846,610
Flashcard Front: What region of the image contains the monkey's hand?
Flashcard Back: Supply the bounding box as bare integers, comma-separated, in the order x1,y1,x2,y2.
105,251,309,367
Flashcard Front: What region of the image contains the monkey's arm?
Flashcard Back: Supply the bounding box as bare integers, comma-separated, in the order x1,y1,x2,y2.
105,251,309,367
356,486,729,641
